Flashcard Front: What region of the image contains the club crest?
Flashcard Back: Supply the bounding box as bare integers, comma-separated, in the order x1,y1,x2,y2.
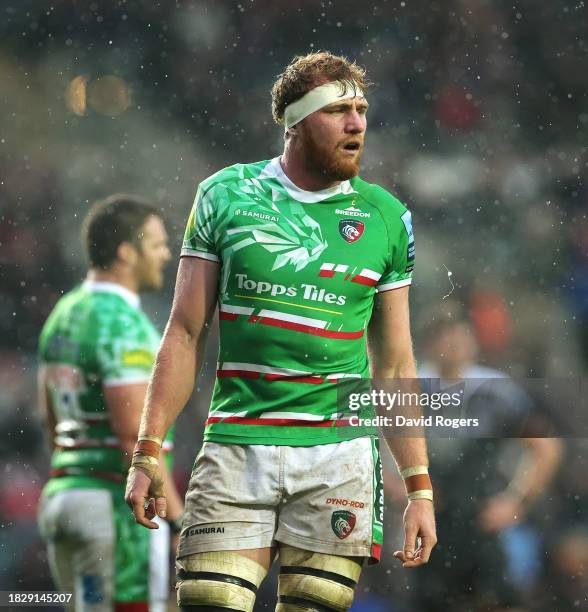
331,510,356,539
339,219,364,243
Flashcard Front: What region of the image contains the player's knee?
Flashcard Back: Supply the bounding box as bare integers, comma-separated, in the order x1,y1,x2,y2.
176,551,267,612
276,545,363,612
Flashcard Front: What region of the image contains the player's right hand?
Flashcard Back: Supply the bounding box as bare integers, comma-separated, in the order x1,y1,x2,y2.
125,461,167,529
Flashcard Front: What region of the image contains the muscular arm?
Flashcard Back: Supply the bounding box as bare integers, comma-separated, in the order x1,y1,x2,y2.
367,287,428,470
367,287,436,567
106,382,184,521
126,257,219,527
138,256,219,440
107,383,150,459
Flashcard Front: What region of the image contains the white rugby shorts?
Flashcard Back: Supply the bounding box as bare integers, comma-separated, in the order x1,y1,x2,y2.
178,437,384,563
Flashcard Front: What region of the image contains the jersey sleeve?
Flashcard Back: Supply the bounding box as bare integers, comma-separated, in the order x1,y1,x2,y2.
97,316,157,387
180,183,220,262
377,209,415,292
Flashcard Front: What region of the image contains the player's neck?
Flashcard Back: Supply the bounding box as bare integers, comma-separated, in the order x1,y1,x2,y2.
280,147,340,192
86,267,139,295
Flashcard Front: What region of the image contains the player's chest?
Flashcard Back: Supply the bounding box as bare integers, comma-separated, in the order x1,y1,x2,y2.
218,195,388,303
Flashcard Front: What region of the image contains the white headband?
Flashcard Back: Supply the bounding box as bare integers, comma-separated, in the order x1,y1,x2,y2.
283,81,365,130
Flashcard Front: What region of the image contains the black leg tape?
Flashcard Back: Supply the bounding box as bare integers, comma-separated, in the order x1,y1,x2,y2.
180,607,241,611
278,595,341,612
176,569,258,593
280,566,357,589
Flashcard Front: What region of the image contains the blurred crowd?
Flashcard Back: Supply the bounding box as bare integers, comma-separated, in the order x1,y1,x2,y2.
1,1,586,610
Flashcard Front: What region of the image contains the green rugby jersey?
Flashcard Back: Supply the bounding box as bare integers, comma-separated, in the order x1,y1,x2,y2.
182,157,415,446
39,281,173,496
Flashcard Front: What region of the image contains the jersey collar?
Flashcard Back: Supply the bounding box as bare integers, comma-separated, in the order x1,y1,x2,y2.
82,280,141,309
259,157,357,204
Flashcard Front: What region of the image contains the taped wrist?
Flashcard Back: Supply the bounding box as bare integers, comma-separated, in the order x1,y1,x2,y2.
130,452,165,498
400,465,433,502
135,434,163,459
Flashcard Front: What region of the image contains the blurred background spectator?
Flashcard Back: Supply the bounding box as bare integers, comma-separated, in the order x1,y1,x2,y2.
0,1,586,609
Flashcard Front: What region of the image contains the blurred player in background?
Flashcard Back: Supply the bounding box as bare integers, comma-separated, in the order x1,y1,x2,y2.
37,195,184,611
405,304,563,611
126,51,436,611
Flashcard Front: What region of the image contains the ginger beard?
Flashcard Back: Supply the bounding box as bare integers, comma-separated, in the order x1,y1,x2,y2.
299,125,364,182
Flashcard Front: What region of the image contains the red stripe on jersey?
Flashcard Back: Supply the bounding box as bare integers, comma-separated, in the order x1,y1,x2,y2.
258,317,364,340
219,312,238,321
351,275,378,287
264,373,325,384
115,603,149,612
56,441,119,449
319,269,336,277
371,542,382,562
217,370,261,379
344,273,351,281
50,468,125,483
205,416,351,427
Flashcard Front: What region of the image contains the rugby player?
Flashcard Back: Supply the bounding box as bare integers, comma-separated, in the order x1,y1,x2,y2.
38,195,184,611
126,52,437,611
409,308,562,610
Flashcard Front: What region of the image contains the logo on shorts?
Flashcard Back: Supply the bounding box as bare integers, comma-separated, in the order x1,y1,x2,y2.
339,220,364,244
326,497,365,509
331,510,356,539
187,526,225,537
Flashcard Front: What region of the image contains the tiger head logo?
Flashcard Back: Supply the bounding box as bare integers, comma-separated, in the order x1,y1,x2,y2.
339,220,365,244
331,510,357,539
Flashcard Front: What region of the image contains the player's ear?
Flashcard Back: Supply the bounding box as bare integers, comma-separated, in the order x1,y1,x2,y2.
117,241,139,266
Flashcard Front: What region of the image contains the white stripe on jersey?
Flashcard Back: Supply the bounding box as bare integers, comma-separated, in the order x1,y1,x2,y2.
326,373,362,380
180,248,220,262
208,410,329,421
220,304,255,316
376,278,412,292
219,362,310,376
208,410,249,418
258,309,327,328
357,268,382,281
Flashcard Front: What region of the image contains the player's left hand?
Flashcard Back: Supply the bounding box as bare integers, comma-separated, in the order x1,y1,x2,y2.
393,499,437,568
478,491,524,532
